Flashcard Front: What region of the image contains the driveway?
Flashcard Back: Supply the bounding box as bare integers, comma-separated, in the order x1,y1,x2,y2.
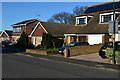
69,53,111,64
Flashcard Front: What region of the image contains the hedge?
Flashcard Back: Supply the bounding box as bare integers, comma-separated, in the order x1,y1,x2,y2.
105,48,120,65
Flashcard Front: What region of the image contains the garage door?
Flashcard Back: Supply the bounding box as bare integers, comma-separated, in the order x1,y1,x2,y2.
115,34,120,41
88,35,103,45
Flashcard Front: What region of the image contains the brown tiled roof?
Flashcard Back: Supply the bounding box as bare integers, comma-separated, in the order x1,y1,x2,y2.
12,19,73,36
12,19,38,26
41,22,74,36
67,12,120,34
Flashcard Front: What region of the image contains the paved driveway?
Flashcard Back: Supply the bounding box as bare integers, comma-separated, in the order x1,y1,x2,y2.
69,53,111,64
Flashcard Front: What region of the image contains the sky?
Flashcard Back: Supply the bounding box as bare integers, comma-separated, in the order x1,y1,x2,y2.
1,2,109,31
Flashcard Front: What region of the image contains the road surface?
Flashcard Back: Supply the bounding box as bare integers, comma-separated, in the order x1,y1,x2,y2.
2,53,119,78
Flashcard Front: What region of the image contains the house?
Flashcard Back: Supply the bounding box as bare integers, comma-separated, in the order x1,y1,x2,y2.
0,30,13,43
11,19,73,46
64,2,120,45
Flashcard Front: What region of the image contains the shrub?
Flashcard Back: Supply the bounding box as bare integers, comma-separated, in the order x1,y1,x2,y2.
105,48,120,65
115,51,120,65
17,32,34,49
41,33,53,49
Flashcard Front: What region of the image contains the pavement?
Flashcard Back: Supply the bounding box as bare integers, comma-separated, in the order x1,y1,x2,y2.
69,53,111,64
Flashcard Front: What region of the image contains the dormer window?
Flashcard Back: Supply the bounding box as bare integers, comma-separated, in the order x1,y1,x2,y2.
13,27,21,33
79,18,86,24
76,15,93,26
102,15,112,22
99,12,120,24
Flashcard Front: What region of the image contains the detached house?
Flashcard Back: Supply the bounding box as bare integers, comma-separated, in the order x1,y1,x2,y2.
11,19,73,46
0,30,13,43
64,2,120,45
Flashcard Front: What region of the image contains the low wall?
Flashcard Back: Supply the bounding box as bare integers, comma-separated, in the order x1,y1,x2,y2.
64,44,102,57
26,49,48,55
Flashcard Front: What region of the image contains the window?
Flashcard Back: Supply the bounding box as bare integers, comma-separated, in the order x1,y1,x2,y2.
38,37,42,43
102,15,112,23
76,16,93,25
13,27,21,33
99,12,120,23
79,18,86,24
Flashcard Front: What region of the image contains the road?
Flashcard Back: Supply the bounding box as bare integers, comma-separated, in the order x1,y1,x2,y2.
2,53,120,78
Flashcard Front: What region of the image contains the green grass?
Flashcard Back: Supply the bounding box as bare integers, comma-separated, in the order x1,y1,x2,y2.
36,48,58,52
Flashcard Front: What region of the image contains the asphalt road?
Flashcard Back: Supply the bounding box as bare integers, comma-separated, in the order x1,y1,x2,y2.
2,53,120,78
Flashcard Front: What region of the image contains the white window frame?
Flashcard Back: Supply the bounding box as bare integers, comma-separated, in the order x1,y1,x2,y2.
99,11,120,24
13,27,22,33
76,16,87,26
75,16,93,26
38,37,42,43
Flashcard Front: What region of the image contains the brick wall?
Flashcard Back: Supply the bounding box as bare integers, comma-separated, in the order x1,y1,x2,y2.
64,44,102,57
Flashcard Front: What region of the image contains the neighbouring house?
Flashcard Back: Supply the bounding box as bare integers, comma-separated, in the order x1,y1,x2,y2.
11,19,73,46
0,30,13,43
64,2,120,45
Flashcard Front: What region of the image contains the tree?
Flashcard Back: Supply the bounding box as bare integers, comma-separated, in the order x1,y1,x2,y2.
17,32,34,49
47,6,87,24
47,12,75,24
41,33,53,49
73,6,87,16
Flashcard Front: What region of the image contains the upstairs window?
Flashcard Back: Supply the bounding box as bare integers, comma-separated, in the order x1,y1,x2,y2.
99,12,120,24
76,15,93,26
79,18,86,24
101,14,113,23
13,27,21,33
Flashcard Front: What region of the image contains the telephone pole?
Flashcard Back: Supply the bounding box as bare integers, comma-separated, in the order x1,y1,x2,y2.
112,0,116,64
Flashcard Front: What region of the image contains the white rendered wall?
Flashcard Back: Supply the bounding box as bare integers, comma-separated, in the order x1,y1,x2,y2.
88,34,103,45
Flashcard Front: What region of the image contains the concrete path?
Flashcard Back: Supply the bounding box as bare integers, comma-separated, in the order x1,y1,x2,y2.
69,53,111,64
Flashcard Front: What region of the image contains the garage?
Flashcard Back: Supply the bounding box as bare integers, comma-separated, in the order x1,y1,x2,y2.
87,34,104,45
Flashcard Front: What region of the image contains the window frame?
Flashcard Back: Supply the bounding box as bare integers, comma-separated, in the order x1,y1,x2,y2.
38,37,42,43
75,16,93,26
13,27,22,33
99,12,120,24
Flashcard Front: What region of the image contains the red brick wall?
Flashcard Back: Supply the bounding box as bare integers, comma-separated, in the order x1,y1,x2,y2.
32,24,46,36
102,34,111,43
78,36,86,42
1,32,8,37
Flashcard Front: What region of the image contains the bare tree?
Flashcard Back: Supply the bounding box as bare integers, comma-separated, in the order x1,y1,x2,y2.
47,6,87,24
47,12,75,24
73,6,87,16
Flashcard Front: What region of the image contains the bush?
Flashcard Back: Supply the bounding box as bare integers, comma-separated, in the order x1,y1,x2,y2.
115,51,120,65
41,33,53,49
16,32,34,49
105,48,120,65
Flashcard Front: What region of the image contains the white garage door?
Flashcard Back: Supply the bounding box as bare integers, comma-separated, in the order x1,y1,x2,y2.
88,35,103,45
115,34,120,41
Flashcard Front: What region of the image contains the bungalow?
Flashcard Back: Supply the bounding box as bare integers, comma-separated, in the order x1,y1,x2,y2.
0,30,13,43
64,2,120,45
11,19,73,46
